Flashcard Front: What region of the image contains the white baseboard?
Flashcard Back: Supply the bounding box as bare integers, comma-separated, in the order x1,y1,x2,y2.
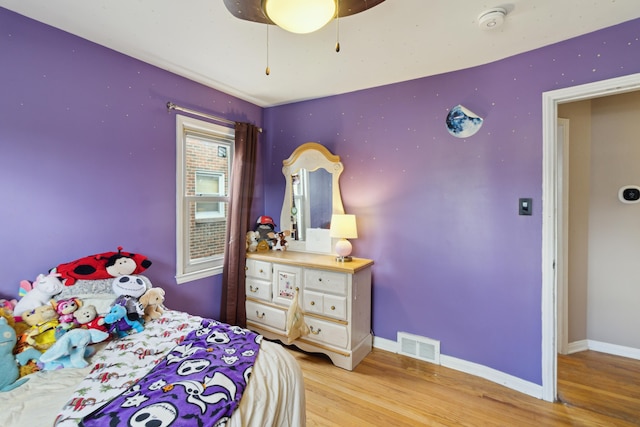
372,336,543,399
373,336,397,352
568,339,640,360
440,355,543,399
567,339,589,354
374,334,640,402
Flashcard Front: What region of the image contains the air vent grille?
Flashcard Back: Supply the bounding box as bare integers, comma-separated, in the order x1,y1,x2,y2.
397,332,440,364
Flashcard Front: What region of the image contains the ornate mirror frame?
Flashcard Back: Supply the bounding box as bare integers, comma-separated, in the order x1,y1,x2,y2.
280,142,345,253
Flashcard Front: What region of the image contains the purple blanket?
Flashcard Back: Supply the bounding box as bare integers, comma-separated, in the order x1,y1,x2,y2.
79,318,261,427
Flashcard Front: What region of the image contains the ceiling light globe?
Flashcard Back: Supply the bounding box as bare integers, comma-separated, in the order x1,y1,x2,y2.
263,0,337,34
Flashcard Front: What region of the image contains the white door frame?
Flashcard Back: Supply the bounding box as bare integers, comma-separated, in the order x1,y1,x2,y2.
541,72,640,402
556,117,569,357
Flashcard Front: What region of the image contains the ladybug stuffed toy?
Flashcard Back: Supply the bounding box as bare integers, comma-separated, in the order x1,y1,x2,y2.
55,247,152,286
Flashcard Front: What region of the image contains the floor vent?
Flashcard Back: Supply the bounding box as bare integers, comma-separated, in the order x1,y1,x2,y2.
397,332,440,364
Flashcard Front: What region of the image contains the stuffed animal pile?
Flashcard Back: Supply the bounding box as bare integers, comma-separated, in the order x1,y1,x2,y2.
249,216,292,252
0,247,168,392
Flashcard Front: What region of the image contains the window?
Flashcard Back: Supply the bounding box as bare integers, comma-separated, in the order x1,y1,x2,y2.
176,115,234,284
195,171,224,221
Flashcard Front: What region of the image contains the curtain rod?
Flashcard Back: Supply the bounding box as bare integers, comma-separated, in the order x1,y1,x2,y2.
166,102,263,133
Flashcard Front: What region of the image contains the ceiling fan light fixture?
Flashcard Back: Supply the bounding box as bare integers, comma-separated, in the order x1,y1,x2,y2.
262,0,337,34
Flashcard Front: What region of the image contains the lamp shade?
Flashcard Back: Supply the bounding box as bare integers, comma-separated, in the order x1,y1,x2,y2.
262,0,337,34
330,214,358,239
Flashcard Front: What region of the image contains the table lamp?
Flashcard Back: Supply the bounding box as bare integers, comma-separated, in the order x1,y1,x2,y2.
330,214,358,262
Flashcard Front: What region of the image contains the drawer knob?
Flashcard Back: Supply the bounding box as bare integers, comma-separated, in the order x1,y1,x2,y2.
249,285,258,293
310,326,321,335
256,311,265,319
331,305,336,311
310,301,315,306
259,269,264,273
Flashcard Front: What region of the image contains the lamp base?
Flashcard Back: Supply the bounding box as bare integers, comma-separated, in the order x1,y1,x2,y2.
334,239,353,262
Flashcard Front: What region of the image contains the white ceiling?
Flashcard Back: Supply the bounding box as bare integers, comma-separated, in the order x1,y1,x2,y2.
2,0,640,107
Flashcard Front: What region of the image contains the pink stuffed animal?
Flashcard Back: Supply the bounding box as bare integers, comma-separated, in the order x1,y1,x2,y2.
51,298,82,329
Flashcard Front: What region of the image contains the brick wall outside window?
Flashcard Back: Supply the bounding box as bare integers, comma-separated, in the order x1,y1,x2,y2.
185,136,230,261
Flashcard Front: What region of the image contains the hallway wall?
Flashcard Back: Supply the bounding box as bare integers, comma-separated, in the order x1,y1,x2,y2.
560,90,640,349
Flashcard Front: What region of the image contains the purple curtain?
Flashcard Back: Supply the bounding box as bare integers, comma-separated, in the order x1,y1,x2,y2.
220,122,259,327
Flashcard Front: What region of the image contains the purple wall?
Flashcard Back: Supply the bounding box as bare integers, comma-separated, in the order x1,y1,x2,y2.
263,19,640,384
0,8,263,320
3,5,640,387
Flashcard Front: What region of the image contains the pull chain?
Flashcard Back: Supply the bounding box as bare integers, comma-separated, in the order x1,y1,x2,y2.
265,24,271,75
335,0,340,52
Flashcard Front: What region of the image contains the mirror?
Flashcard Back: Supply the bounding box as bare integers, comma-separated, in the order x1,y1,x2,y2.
280,142,345,253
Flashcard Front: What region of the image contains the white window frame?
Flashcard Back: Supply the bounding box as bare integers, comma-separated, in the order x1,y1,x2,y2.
195,170,225,222
176,114,234,284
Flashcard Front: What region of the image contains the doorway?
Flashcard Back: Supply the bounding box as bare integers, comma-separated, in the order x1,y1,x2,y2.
541,72,640,402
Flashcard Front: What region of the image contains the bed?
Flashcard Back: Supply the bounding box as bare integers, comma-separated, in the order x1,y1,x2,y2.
1,275,306,427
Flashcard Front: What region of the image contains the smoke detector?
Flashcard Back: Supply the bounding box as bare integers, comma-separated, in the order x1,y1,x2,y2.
478,7,507,30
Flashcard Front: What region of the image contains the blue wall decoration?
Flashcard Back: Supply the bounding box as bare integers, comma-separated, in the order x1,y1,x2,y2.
446,104,483,138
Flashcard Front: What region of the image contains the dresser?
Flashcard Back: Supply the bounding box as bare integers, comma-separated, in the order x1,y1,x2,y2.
245,251,373,370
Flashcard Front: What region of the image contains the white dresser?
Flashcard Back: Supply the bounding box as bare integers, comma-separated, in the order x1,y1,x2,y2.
245,251,373,370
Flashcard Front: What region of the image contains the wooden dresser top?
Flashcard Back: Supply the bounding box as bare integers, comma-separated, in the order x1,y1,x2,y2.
247,251,373,274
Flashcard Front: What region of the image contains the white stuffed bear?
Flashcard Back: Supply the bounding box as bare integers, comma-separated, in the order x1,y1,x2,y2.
246,230,260,252
14,271,64,318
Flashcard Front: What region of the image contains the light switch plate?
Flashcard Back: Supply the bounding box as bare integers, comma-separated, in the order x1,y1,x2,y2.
519,198,532,215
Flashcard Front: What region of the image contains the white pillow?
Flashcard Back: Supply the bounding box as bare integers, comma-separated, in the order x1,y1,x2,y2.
54,276,152,315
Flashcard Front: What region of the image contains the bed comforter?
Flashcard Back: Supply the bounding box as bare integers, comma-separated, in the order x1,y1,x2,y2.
1,310,305,427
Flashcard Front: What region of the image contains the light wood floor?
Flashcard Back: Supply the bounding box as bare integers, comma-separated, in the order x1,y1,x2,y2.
286,347,640,426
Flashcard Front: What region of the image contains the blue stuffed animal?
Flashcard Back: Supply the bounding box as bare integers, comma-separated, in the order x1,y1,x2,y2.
1,317,41,391
39,328,109,370
104,303,144,338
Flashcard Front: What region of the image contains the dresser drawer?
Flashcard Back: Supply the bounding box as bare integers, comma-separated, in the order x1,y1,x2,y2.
273,263,302,307
303,290,347,320
323,293,347,319
305,269,347,295
303,290,324,315
246,259,272,281
246,300,286,331
305,317,349,349
246,278,272,302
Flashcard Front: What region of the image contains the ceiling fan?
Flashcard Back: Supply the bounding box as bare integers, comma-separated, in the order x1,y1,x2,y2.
222,0,386,34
